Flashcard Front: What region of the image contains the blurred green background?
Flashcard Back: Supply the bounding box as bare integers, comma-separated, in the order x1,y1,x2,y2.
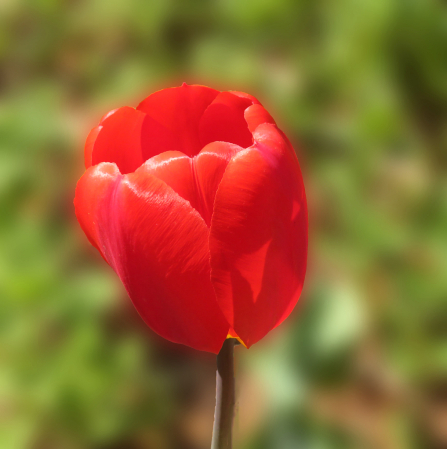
1,0,446,448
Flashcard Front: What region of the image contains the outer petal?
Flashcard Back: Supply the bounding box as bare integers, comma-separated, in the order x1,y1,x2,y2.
74,162,229,353
136,84,219,157
90,107,146,174
193,142,242,225
74,162,121,257
209,123,307,347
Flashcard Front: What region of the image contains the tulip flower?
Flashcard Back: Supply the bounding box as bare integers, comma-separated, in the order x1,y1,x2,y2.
74,83,307,354
75,84,307,448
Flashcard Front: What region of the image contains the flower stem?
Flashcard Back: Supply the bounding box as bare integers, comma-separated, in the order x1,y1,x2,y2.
211,338,236,449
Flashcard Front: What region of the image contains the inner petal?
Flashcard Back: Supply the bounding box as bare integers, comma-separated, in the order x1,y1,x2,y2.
90,107,146,174
137,86,254,158
89,86,256,175
137,84,219,157
199,92,254,149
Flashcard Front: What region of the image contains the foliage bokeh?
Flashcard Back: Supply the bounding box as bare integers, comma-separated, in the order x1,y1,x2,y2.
1,0,446,448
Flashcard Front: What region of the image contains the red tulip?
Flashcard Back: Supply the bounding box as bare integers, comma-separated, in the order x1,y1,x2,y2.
74,84,307,353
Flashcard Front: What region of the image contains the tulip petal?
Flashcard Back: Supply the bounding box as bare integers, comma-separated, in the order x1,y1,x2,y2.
141,142,242,226
209,123,307,347
90,107,147,174
136,84,219,157
229,91,261,104
193,142,242,225
74,162,229,353
199,92,254,149
74,162,121,258
142,151,196,205
244,104,276,133
84,125,102,169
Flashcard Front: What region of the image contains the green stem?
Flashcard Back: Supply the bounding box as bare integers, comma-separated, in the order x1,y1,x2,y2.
211,338,236,449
